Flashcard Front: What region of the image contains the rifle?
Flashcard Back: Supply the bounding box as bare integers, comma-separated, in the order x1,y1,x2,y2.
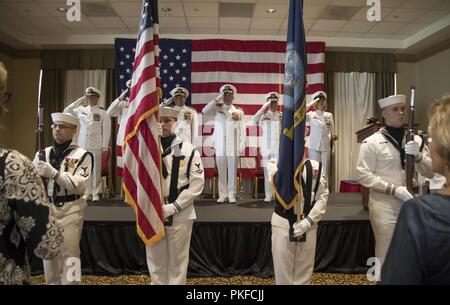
37,99,46,162
406,86,417,195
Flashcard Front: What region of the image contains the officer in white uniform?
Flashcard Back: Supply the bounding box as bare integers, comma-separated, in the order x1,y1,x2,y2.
33,113,93,285
145,107,205,285
268,158,329,285
305,91,337,178
160,87,199,147
252,92,281,202
107,80,131,173
202,84,246,203
64,87,111,201
356,94,434,265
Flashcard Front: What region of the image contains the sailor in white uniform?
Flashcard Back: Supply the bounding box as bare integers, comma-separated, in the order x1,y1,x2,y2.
305,91,337,178
33,112,93,284
145,107,205,285
202,84,246,203
252,92,281,202
64,87,111,201
160,87,199,147
268,158,329,285
356,94,434,265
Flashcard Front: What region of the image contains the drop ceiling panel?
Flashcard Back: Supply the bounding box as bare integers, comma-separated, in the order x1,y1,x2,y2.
23,16,66,29
413,10,448,24
109,2,142,17
253,3,289,18
219,17,251,29
339,20,375,33
159,17,188,29
187,17,218,29
121,17,140,30
36,2,75,17
380,0,406,8
310,19,346,31
303,5,327,19
56,16,99,29
89,17,128,29
250,18,283,30
307,31,337,37
351,7,394,21
329,0,366,7
384,8,426,23
249,29,278,35
183,2,219,17
369,22,407,34
334,31,363,38
3,2,50,17
158,2,185,17
0,4,16,17
362,32,393,39
400,0,441,9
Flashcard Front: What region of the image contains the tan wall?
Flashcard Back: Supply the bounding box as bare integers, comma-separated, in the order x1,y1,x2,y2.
415,48,450,130
0,53,13,149
396,48,450,131
0,51,41,159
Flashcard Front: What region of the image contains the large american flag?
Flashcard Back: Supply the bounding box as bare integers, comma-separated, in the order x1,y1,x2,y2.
116,38,325,177
122,0,164,245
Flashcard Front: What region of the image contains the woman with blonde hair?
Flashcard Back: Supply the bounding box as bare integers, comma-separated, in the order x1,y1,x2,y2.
0,62,62,284
380,94,450,284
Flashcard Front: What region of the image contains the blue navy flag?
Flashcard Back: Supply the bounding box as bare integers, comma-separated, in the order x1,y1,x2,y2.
273,0,308,210
116,38,192,104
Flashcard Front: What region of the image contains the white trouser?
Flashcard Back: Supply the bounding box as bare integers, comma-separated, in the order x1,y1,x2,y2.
85,149,101,198
308,149,330,178
44,211,84,285
262,156,277,201
271,224,317,285
368,201,399,266
216,156,237,200
145,221,193,285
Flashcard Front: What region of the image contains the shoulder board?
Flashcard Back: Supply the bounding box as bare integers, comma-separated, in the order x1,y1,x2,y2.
186,106,197,112
235,106,244,111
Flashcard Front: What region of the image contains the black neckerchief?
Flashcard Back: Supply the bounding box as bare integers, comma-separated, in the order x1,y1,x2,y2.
161,134,176,155
381,126,406,169
385,125,405,147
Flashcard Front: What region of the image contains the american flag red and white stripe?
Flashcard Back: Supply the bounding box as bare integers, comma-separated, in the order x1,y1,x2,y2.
122,0,164,245
116,38,325,178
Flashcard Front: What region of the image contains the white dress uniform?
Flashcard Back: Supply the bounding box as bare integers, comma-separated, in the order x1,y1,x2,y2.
202,84,246,202
145,134,205,285
356,128,433,264
33,113,93,285
160,87,199,147
64,87,111,201
305,92,335,178
356,95,434,265
106,88,129,171
268,159,329,285
252,92,281,202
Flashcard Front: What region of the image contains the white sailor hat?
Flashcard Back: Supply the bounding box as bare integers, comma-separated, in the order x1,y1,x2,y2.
378,94,406,109
220,84,237,95
85,87,101,97
312,91,327,101
159,106,179,119
52,112,79,127
266,92,279,102
170,87,189,98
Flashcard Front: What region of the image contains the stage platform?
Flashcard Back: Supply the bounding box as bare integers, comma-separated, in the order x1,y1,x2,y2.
85,193,368,223
31,193,375,277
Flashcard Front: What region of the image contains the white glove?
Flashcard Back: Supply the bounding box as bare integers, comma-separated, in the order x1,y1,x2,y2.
261,101,271,111
215,93,224,103
35,161,58,179
293,219,312,237
405,140,420,157
118,88,129,100
126,79,132,88
394,186,413,202
161,97,173,107
162,204,177,218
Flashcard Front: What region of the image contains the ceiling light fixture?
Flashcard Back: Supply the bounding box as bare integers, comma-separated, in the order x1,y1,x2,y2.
56,7,67,13
161,7,172,16
266,8,276,14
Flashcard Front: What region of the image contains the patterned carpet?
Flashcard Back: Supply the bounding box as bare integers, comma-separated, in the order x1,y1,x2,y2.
31,273,372,285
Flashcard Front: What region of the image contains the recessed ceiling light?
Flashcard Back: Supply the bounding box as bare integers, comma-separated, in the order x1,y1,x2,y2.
161,7,172,16
266,8,276,14
56,7,67,13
